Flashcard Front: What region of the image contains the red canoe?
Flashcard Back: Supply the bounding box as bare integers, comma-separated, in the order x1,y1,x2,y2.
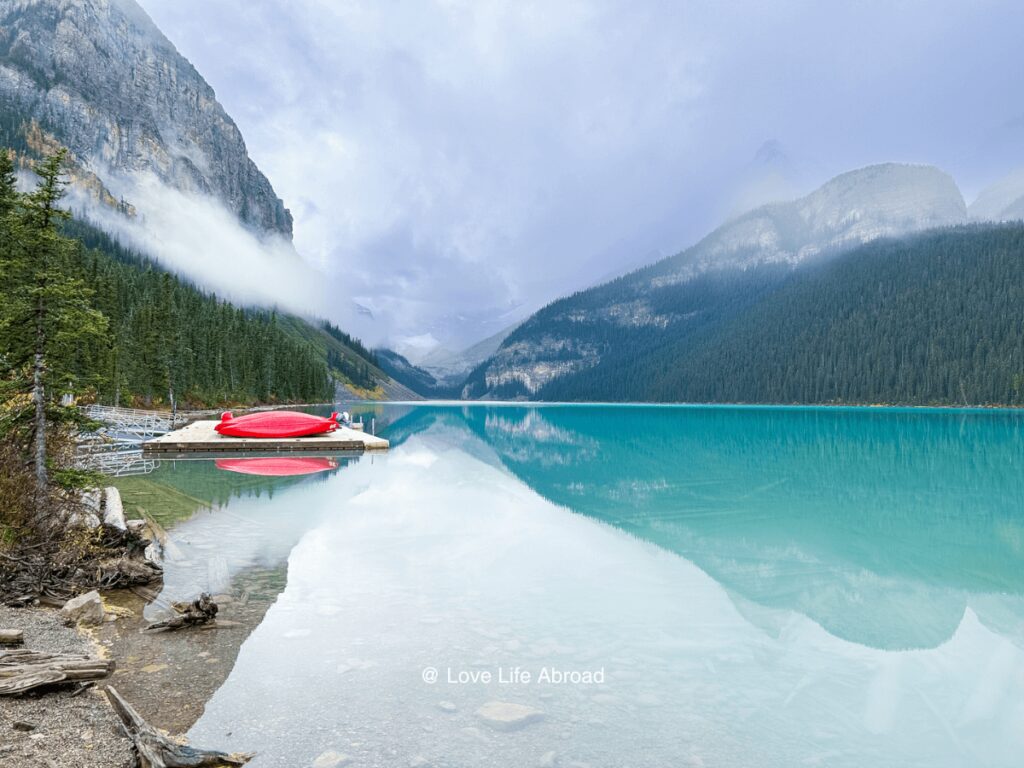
214,410,339,438
215,457,339,477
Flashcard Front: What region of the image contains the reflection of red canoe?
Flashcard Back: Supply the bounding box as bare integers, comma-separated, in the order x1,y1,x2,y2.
215,457,339,477
214,410,338,438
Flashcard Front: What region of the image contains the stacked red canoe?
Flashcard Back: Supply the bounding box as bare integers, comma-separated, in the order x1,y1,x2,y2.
214,410,339,438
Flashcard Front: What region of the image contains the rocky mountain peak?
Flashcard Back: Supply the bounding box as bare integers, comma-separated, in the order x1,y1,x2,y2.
0,0,293,237
651,162,966,286
798,163,966,239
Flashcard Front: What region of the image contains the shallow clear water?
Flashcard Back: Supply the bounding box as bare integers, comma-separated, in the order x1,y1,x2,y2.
127,405,1024,767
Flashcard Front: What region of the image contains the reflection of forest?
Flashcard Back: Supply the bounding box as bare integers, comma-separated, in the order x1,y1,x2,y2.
114,456,354,526
388,405,1024,650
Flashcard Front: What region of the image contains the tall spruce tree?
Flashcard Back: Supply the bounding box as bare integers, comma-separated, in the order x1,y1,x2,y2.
0,150,22,411
0,151,106,497
0,150,16,218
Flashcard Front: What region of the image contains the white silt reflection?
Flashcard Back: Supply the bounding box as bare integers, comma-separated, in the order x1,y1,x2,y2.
145,461,359,619
186,432,1024,768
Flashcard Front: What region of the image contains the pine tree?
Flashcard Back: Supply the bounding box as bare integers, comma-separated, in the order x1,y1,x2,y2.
0,151,106,500
0,149,16,219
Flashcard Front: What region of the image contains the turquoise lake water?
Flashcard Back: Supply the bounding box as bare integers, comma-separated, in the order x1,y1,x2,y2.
132,404,1024,766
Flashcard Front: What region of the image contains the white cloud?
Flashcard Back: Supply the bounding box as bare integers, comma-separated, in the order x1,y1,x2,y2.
70,172,332,319
392,332,442,362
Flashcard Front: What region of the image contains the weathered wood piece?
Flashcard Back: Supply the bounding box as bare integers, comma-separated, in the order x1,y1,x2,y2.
106,686,254,768
0,648,114,695
0,629,24,645
144,593,218,632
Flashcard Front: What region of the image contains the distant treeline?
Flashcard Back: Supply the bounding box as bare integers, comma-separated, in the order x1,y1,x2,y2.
322,321,378,366
491,225,1024,406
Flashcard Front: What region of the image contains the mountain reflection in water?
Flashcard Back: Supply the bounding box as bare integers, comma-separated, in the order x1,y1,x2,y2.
446,405,1024,652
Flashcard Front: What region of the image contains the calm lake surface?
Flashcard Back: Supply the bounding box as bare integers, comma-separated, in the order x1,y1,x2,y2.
117,404,1024,767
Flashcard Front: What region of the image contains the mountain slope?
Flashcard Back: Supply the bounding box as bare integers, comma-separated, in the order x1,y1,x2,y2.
375,348,461,399
416,323,520,385
540,224,1024,405
0,1,412,402
466,164,968,399
277,318,421,401
969,168,1024,222
63,219,415,403
0,0,291,235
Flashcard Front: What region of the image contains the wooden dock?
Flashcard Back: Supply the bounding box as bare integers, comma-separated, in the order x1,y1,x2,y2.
143,420,389,456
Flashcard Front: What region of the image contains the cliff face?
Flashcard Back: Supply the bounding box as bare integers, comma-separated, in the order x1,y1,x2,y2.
467,164,968,399
0,0,292,237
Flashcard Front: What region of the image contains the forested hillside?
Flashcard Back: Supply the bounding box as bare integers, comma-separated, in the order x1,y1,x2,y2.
57,220,334,406
532,225,1024,405
61,220,403,405
273,317,420,401
461,265,790,400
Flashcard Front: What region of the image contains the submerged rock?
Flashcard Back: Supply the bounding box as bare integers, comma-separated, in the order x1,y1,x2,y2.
312,750,351,768
476,701,545,731
61,591,104,626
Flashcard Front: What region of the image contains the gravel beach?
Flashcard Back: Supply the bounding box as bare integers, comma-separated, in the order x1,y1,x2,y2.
0,605,133,768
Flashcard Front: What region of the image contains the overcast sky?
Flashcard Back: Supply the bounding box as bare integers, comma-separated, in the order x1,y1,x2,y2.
138,0,1024,354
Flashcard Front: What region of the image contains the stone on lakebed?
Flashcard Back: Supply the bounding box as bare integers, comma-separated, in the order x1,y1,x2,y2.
476,701,545,731
312,750,351,768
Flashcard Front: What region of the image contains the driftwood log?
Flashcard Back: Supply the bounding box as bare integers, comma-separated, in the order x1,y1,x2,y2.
0,629,25,645
0,648,114,695
144,593,218,632
106,686,254,768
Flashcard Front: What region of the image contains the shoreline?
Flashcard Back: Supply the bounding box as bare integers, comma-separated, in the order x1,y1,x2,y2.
83,399,1024,418
0,605,133,768
0,587,266,767
373,399,1024,413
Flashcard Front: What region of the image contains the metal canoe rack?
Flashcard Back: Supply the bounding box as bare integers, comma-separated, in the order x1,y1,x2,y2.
76,405,190,477
80,405,189,442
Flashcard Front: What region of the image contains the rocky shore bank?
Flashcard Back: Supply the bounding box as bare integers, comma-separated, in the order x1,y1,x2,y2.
0,605,133,768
